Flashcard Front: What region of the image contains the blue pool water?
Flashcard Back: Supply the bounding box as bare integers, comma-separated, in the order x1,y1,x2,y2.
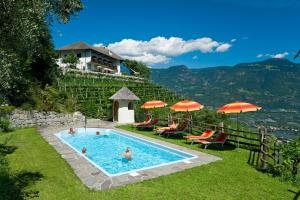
56,128,195,176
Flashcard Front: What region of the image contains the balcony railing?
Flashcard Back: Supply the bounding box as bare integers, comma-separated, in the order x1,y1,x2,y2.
89,57,118,74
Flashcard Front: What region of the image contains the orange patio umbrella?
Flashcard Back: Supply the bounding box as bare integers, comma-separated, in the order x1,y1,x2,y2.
170,100,204,112
141,100,167,109
170,100,204,133
217,101,262,130
217,101,262,114
140,100,167,119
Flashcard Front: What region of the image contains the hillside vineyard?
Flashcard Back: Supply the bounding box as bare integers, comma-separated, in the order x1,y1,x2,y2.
58,71,184,119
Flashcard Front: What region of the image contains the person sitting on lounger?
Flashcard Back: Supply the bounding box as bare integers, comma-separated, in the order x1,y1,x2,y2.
132,114,152,126
122,147,132,161
69,128,75,134
154,121,178,133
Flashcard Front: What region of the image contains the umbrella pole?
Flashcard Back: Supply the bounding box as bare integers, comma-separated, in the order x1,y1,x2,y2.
190,113,193,134
236,113,239,131
187,111,192,133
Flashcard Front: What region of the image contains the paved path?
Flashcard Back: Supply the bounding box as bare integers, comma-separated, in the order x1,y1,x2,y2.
38,120,221,190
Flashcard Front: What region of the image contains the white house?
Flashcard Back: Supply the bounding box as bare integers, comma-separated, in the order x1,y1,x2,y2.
56,41,123,75
109,87,140,124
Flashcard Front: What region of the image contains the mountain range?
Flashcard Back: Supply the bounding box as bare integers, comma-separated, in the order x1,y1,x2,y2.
151,58,300,129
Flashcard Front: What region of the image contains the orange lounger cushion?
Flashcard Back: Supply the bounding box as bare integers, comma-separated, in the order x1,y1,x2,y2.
183,130,215,140
194,133,227,144
193,133,227,149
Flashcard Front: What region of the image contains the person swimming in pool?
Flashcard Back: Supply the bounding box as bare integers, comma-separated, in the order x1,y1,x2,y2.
69,128,75,134
82,147,87,155
122,147,132,161
96,131,100,136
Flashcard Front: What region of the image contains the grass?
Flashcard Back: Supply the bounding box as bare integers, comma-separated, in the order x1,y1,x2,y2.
0,127,298,200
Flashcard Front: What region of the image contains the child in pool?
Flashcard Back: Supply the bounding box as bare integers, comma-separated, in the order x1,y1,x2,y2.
69,128,75,134
122,147,132,161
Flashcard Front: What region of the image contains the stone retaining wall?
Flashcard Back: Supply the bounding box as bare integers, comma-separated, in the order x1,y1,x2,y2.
9,109,85,128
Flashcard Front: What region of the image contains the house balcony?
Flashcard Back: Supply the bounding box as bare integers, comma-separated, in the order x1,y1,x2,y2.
88,57,118,74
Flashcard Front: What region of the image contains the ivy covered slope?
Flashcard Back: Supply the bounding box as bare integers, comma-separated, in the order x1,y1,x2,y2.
58,71,184,119
151,58,300,127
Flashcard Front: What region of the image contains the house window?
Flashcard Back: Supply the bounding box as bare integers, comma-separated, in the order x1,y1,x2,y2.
128,102,134,110
77,53,82,58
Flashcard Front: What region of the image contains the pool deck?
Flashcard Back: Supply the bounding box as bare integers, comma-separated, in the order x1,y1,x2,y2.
38,120,221,190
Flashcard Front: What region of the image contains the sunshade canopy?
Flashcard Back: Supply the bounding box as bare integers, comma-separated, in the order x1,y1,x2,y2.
170,100,204,112
141,100,167,109
217,101,262,114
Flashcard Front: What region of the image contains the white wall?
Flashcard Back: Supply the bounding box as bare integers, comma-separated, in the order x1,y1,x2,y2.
56,49,121,74
117,100,135,123
57,50,91,71
113,60,121,75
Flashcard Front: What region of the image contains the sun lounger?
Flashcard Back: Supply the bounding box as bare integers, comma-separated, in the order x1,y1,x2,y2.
159,121,189,137
194,133,227,149
154,122,178,134
183,130,215,144
132,115,152,126
137,119,158,130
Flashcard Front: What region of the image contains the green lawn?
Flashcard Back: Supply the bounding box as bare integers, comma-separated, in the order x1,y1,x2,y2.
0,127,298,200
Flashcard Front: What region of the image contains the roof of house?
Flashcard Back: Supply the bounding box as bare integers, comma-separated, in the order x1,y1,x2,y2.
56,41,123,61
109,87,140,101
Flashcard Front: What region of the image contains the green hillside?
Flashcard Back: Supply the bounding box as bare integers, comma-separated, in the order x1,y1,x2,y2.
151,58,300,129
58,71,184,119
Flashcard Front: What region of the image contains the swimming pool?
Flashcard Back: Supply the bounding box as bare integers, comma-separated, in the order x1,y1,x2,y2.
56,128,196,176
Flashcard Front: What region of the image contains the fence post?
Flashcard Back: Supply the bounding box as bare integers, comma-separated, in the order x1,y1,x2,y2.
260,126,268,170
218,122,224,133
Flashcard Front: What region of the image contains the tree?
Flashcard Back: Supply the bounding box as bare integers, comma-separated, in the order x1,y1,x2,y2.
123,59,151,79
0,0,83,105
62,53,79,69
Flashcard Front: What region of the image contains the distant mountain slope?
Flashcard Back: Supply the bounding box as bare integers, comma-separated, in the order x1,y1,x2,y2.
151,59,300,128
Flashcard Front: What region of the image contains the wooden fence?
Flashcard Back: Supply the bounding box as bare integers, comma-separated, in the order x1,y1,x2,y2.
154,116,262,149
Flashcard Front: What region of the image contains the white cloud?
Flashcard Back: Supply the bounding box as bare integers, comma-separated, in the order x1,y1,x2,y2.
272,52,289,58
231,38,237,42
192,55,198,59
216,43,231,52
104,36,232,65
256,52,289,59
94,43,104,47
122,53,169,65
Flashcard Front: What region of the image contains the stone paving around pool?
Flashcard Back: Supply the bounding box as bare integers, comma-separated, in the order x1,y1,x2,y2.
38,120,221,190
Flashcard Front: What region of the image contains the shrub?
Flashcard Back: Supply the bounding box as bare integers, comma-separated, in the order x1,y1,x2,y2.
62,53,79,69
0,106,15,114
0,118,11,132
124,59,151,79
272,138,300,185
22,85,75,113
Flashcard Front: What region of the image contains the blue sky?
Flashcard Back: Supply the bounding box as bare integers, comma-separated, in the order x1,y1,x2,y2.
52,0,300,68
